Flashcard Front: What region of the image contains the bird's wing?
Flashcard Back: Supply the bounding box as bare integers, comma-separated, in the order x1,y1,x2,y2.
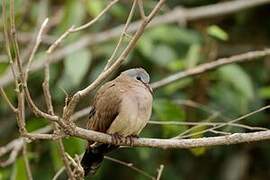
87,81,122,133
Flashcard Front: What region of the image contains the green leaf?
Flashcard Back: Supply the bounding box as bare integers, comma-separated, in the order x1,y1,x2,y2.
207,25,229,41
151,45,177,67
210,82,250,115
164,78,193,95
185,43,201,68
137,34,154,58
110,4,127,20
218,64,254,100
153,99,186,137
26,118,48,132
50,142,63,170
0,63,8,75
148,25,202,45
86,0,105,17
189,126,208,156
14,157,27,180
167,58,186,71
63,137,85,156
153,99,185,121
259,86,270,99
60,49,91,89
57,1,86,34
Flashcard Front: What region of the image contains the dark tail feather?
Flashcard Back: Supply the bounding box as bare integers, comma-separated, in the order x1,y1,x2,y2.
81,143,118,176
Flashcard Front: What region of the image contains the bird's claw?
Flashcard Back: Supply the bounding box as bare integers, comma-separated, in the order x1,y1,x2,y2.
110,134,138,146
111,133,122,145
126,135,138,147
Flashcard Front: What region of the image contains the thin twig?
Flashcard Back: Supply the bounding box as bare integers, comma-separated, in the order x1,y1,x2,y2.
22,143,33,180
25,18,49,81
65,153,84,179
104,0,137,70
148,121,268,131
104,156,155,180
57,140,75,180
151,49,270,89
209,130,232,136
42,54,75,179
1,0,18,88
0,139,23,167
175,105,270,139
138,0,146,19
156,164,164,180
47,0,119,53
0,87,17,112
176,113,219,138
52,166,65,180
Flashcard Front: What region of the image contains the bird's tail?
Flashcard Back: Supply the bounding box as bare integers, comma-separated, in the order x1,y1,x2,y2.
81,143,117,176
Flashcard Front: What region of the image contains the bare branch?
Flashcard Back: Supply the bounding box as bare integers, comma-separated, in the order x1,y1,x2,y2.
0,87,17,112
0,139,23,167
151,49,270,89
148,121,268,131
47,0,119,53
25,18,49,81
52,166,65,180
42,54,75,179
138,0,146,20
1,0,18,88
156,164,164,180
22,143,33,180
104,156,155,180
104,0,137,70
175,105,270,139
57,140,75,180
74,127,270,149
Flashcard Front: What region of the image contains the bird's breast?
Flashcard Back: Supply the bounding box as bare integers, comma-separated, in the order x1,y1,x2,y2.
106,85,152,136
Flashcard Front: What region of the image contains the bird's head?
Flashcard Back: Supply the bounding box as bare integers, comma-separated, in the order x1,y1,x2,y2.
121,68,153,94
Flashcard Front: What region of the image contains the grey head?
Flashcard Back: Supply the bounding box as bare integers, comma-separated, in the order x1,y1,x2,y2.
121,68,150,84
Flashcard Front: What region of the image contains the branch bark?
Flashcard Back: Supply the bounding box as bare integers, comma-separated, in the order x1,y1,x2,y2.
73,127,270,149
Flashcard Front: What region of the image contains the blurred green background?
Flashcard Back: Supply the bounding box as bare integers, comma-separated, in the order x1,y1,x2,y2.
1,0,270,179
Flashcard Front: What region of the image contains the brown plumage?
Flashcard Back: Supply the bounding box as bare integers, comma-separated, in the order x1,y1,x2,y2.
81,68,153,176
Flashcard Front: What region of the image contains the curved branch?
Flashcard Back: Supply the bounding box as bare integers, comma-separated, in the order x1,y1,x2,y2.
151,49,270,89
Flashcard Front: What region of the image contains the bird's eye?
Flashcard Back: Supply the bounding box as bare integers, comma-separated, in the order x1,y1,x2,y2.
136,76,142,81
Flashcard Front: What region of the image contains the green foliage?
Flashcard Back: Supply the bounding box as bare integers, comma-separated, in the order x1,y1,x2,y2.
207,25,229,41
153,99,186,121
147,25,202,45
153,99,186,137
59,49,92,89
86,0,105,17
12,157,28,180
218,64,254,100
259,86,270,99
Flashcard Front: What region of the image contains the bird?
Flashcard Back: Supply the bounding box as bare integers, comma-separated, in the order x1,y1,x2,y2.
80,67,153,176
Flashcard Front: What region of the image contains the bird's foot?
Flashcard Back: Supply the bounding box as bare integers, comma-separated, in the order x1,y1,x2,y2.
110,134,138,146
126,135,139,147
110,133,123,145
